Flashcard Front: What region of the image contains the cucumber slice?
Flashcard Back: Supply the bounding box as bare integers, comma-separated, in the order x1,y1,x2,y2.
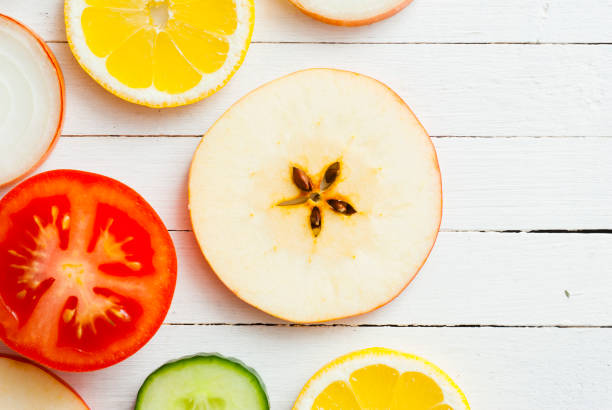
135,354,269,410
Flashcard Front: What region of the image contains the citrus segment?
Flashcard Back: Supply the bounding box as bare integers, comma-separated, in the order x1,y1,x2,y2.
350,364,399,408
106,27,154,88
293,348,469,410
312,381,360,410
167,20,229,74
66,0,254,107
390,372,445,409
153,31,201,93
85,0,146,8
81,8,147,57
171,0,238,35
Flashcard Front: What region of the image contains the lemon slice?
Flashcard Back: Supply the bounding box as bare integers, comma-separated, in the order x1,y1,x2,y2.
65,0,254,107
293,348,469,410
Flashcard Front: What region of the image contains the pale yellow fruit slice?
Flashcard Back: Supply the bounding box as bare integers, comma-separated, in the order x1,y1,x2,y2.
0,355,88,409
189,69,442,323
289,0,412,26
293,348,469,410
65,0,254,107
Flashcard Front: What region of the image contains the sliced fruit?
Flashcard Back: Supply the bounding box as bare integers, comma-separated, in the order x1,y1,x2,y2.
0,15,64,187
0,170,176,371
135,354,269,410
64,0,254,107
189,69,442,323
288,0,412,26
0,354,89,409
293,347,469,409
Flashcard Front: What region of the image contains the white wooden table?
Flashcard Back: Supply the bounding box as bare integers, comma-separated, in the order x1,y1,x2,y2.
2,1,612,408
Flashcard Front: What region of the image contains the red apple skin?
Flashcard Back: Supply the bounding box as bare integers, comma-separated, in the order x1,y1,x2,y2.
0,14,65,189
0,354,90,409
189,68,442,324
288,0,414,27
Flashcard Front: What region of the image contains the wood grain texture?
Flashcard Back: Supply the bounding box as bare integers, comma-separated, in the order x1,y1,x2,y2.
1,1,610,408
48,43,612,137
2,136,609,231
167,231,612,326
2,326,610,409
5,0,612,43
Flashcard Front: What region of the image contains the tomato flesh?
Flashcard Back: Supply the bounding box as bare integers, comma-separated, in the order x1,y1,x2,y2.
0,170,176,371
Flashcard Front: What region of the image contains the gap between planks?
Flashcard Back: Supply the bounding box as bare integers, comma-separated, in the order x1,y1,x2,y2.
161,323,612,329
166,229,612,234
45,40,612,45
59,135,612,139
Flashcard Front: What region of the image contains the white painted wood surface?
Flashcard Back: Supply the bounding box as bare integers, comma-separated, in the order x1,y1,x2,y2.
5,0,612,43
166,231,612,326
2,326,611,410
3,137,610,231
1,0,611,409
46,43,612,137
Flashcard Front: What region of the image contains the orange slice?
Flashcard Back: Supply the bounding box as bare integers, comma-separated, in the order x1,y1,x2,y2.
293,348,469,410
65,0,254,107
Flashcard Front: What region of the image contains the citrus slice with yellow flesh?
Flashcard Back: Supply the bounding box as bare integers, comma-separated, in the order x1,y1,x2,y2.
293,348,469,410
65,0,254,107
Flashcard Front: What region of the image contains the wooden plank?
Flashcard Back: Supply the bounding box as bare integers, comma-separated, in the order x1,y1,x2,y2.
2,326,609,409
254,0,612,44
1,1,608,407
436,137,612,231
166,231,612,326
5,0,612,44
2,137,610,231
49,43,612,137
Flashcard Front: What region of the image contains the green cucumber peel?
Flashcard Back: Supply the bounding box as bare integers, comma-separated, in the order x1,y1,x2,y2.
135,353,269,410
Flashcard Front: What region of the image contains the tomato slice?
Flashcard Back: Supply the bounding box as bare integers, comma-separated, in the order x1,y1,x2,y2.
0,170,176,371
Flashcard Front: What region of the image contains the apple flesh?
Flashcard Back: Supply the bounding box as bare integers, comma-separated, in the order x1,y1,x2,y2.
189,69,442,323
0,355,88,409
0,15,64,188
288,0,412,26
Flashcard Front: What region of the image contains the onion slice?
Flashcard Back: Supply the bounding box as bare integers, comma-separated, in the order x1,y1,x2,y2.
0,14,64,187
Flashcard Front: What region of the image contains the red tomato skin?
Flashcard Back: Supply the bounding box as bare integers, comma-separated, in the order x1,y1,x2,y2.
0,170,177,372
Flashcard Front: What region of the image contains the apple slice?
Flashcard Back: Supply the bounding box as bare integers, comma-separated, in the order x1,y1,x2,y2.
0,15,64,187
288,0,412,26
189,69,442,323
0,355,88,409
